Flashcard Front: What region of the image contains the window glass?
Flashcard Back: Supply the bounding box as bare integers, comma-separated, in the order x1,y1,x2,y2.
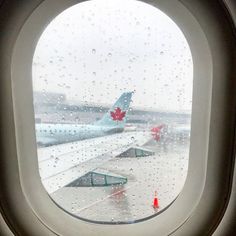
33,0,193,223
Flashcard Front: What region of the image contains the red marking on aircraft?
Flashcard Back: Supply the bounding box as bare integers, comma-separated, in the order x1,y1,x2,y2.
110,107,126,121
151,124,165,141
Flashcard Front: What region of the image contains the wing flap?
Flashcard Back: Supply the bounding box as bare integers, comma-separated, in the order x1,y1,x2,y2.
38,131,151,194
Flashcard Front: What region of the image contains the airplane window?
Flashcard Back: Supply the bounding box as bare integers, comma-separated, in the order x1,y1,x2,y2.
33,0,193,223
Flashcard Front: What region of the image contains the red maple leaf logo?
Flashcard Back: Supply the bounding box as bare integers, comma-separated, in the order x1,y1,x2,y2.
110,107,126,121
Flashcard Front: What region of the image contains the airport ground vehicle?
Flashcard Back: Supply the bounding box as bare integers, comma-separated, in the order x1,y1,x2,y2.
0,0,235,235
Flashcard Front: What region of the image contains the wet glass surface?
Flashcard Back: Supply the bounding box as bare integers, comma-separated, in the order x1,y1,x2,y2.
32,0,193,223
52,139,189,222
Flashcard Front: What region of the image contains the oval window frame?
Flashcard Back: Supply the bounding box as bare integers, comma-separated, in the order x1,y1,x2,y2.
0,0,235,235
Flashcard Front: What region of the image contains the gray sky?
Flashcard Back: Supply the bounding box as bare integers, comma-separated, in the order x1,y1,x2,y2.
32,0,193,112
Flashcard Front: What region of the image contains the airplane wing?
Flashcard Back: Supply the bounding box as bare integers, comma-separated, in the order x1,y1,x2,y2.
38,131,152,194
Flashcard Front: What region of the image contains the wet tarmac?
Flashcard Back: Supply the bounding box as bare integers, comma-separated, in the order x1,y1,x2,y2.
51,138,190,223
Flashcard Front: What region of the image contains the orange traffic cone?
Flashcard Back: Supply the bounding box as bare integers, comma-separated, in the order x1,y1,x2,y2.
153,191,159,208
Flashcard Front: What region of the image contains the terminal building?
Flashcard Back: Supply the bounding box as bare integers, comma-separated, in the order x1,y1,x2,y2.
33,91,191,126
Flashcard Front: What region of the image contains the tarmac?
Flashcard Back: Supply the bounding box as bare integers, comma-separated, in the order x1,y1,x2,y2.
51,137,190,223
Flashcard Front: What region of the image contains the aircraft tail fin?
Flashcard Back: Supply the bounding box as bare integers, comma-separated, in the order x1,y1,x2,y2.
95,92,133,128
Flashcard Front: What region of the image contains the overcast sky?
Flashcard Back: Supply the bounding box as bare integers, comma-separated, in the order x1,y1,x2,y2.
32,0,193,112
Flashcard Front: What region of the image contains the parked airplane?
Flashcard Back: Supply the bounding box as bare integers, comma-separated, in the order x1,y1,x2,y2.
166,124,191,139
35,92,133,146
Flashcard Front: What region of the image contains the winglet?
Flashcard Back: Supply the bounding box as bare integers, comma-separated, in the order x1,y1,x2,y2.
151,124,165,141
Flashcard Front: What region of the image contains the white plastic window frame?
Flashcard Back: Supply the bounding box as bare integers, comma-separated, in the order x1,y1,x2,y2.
0,0,235,235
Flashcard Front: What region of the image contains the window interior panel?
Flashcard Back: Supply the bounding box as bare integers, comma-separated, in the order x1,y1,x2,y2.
4,0,234,235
